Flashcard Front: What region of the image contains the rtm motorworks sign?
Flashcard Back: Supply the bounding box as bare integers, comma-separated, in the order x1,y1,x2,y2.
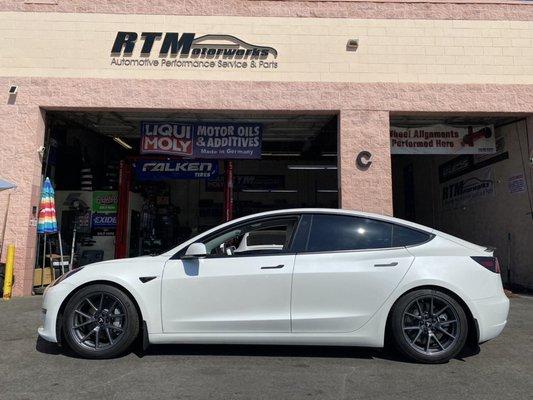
110,32,279,70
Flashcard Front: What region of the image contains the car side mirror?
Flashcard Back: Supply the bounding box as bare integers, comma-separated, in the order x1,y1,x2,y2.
182,242,207,259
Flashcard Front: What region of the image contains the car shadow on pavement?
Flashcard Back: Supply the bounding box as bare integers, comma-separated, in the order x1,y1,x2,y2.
141,342,480,363
35,336,480,364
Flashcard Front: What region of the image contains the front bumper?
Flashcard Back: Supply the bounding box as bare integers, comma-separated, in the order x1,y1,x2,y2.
473,294,510,343
37,282,75,343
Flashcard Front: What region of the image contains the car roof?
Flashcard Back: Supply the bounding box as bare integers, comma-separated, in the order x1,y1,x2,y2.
229,208,434,232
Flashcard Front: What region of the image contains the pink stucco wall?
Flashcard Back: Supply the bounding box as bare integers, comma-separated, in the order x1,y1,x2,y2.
1,0,532,296
1,77,532,295
1,0,532,20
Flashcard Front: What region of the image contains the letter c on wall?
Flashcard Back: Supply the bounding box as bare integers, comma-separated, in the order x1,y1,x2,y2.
356,151,372,170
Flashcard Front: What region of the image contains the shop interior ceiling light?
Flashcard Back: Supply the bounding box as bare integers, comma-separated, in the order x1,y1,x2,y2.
261,152,301,157
241,189,298,193
113,137,132,150
287,165,337,170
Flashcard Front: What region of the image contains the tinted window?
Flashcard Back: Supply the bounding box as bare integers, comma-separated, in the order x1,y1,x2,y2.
307,215,393,252
392,225,431,247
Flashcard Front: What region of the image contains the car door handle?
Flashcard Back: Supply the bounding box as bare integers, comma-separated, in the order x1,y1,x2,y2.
260,264,284,270
374,262,398,267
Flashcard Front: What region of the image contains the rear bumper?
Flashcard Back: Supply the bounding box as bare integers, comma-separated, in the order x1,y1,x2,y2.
37,283,74,343
473,294,509,343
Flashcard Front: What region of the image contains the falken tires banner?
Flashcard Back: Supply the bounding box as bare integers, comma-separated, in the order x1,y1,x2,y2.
134,159,219,180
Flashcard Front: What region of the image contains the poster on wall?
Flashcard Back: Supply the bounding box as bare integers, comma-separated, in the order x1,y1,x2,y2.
91,191,118,235
92,191,118,213
441,167,495,210
391,124,496,155
134,159,219,181
508,174,527,194
140,121,262,159
91,213,117,236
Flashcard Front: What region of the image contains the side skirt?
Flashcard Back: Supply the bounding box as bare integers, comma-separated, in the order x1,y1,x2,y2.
148,333,382,347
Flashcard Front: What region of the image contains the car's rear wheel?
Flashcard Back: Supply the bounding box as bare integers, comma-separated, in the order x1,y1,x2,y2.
62,284,139,359
390,289,468,364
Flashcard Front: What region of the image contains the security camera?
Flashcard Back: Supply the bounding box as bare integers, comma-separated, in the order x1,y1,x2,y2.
346,39,359,52
8,85,18,95
37,146,46,156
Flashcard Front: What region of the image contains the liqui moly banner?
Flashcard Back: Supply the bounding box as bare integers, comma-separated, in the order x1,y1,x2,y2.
141,122,194,157
390,124,496,155
141,121,262,159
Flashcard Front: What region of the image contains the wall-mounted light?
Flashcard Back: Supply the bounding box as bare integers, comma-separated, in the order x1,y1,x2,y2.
346,39,359,52
8,85,18,95
113,137,132,150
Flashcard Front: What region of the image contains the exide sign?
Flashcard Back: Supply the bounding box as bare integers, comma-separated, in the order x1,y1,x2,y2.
92,214,117,227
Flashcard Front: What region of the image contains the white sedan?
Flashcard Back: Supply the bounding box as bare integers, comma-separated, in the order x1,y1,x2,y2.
38,208,509,363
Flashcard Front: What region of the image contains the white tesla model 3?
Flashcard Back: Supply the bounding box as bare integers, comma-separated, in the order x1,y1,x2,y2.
38,209,509,363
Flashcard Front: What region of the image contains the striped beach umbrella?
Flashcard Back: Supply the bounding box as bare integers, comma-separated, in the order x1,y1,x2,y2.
37,177,58,234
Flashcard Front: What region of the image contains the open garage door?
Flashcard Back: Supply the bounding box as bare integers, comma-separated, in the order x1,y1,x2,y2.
391,114,533,290
42,110,338,265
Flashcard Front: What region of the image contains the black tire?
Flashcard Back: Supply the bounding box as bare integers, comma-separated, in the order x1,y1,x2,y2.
390,289,468,364
62,284,139,359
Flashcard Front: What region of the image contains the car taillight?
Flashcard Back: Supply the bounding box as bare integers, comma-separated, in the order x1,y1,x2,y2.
471,256,500,273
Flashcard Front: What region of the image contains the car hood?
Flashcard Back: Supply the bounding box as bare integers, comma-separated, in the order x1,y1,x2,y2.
82,255,160,270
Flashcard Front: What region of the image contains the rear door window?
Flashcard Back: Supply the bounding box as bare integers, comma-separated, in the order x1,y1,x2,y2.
306,214,393,252
306,214,432,252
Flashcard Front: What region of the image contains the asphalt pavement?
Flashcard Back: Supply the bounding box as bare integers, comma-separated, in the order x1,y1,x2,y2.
0,295,531,400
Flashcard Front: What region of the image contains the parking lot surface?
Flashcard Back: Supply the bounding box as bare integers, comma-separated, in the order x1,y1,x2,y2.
0,295,531,400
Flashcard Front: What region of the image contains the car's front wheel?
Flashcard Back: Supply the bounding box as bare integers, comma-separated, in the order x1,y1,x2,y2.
62,284,139,359
390,289,468,363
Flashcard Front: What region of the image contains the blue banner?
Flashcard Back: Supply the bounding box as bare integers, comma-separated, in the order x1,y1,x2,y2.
92,213,117,229
141,121,262,159
134,159,219,181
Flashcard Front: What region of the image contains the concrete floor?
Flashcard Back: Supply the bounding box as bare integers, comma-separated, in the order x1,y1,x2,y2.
0,295,531,400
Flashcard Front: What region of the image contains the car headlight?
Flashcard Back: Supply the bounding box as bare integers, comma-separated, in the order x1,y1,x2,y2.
49,267,84,287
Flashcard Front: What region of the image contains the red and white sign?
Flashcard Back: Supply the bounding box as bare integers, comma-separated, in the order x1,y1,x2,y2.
390,124,496,155
141,122,194,156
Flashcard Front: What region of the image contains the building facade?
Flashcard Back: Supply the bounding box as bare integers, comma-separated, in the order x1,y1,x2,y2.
0,0,532,296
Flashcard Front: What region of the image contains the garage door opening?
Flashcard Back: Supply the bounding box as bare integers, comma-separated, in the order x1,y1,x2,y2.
42,110,338,265
391,114,533,288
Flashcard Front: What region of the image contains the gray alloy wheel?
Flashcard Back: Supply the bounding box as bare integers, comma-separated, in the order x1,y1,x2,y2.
390,289,468,364
62,284,139,359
